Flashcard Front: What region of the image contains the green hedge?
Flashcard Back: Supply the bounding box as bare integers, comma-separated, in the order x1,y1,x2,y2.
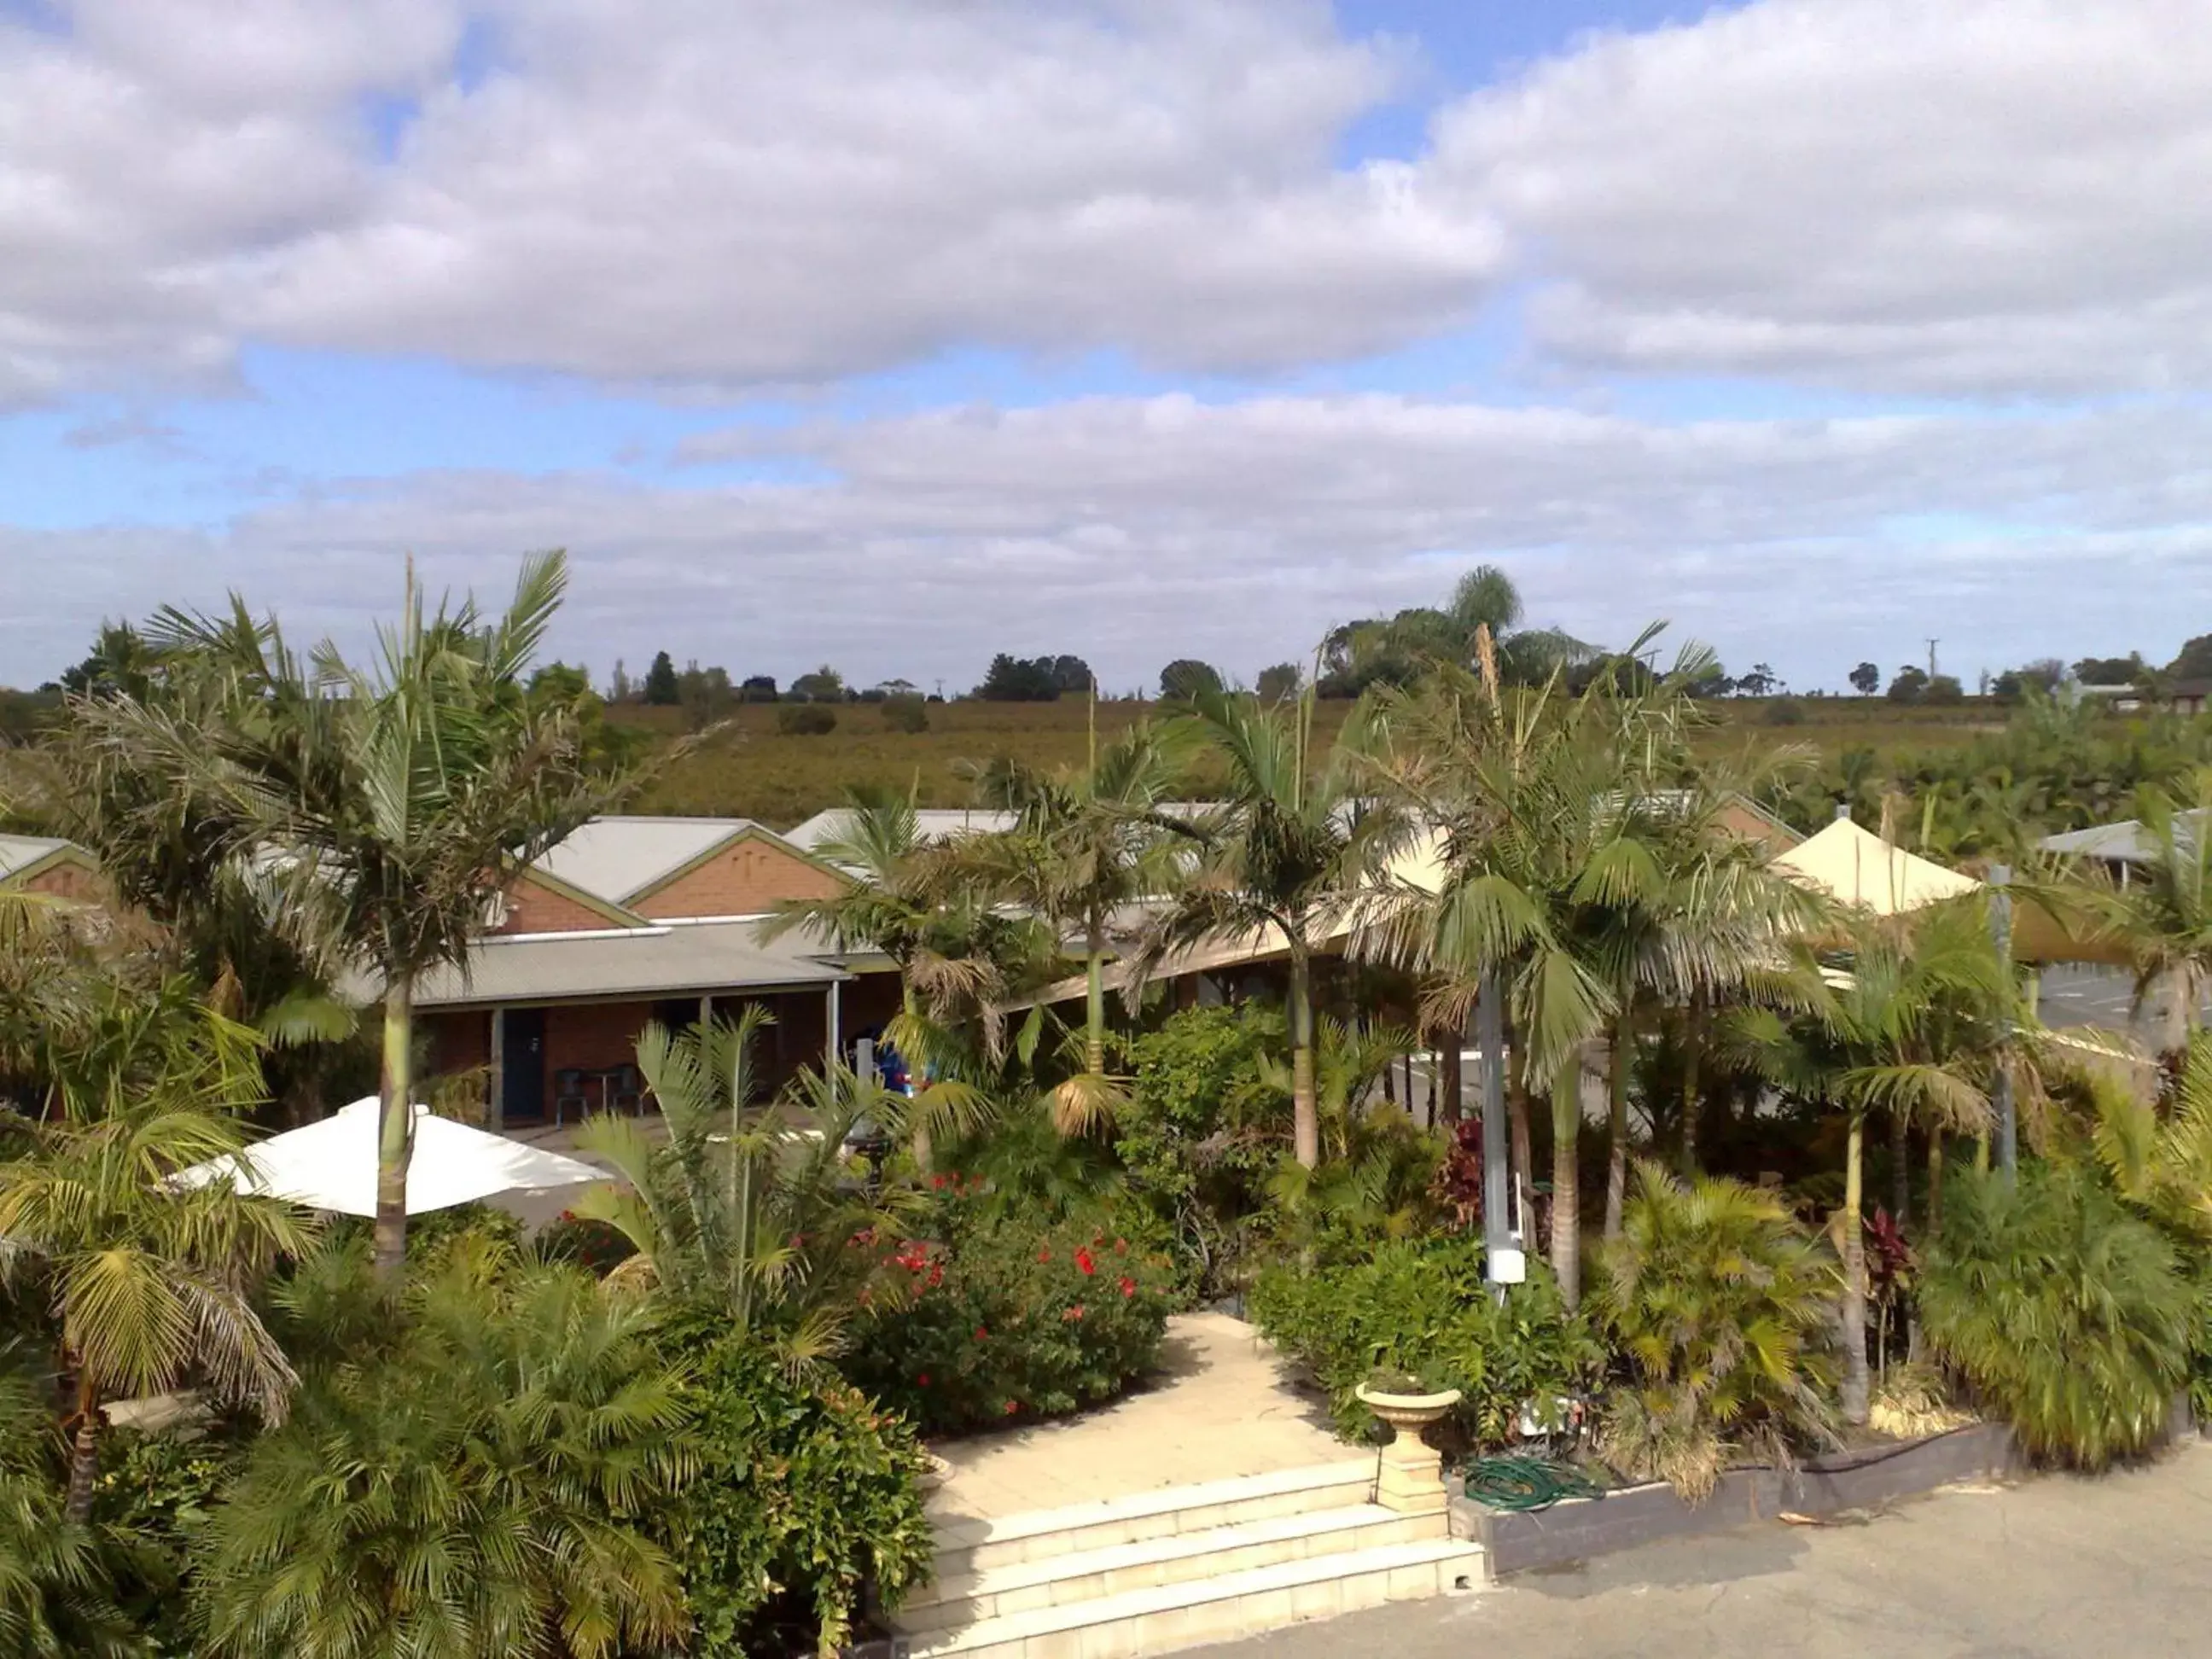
1249,1236,1600,1450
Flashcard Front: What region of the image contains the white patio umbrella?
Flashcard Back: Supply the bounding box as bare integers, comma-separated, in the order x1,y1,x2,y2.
175,1096,605,1217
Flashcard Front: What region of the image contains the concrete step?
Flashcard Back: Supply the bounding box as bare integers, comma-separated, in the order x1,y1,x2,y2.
928,1459,1377,1579
897,1534,1489,1659
899,1503,1439,1632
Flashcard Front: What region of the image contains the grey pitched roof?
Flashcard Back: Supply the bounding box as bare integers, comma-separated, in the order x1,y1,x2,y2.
0,834,81,880
533,816,765,903
405,919,847,1010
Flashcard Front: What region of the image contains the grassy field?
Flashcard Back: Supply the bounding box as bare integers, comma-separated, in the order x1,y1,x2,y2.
622,696,2008,830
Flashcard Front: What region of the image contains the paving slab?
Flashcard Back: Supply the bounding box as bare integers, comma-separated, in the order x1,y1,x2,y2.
928,1312,1354,1524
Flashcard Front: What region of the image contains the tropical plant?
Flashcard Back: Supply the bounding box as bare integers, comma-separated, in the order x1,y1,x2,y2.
1919,1164,2192,1468
192,1242,691,1659
946,721,1195,1132
568,1012,928,1365
67,552,623,1271
0,1353,137,1659
658,1311,933,1658
1586,1162,1838,1500
761,784,1049,1091
0,989,310,1521
1360,625,1737,1304
1247,1235,1600,1451
1144,684,1398,1168
1732,906,2005,1424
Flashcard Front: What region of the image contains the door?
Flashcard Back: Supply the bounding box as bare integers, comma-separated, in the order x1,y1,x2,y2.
501,1008,547,1124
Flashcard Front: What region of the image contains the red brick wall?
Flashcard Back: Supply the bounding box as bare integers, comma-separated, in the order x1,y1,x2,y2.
427,1010,491,1078
491,871,623,936
635,836,847,919
542,1000,655,1117
20,859,106,905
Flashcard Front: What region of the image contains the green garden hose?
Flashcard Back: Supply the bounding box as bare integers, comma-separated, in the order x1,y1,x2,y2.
1459,1455,1606,1512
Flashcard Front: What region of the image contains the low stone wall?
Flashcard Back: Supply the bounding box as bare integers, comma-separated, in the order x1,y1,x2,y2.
1452,1423,2025,1578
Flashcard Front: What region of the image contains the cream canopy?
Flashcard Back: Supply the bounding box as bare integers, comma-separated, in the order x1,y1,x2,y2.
1772,818,1980,917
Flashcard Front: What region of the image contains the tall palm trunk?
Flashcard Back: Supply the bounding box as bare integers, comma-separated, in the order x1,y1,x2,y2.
62,1371,99,1524
1288,946,1318,1169
1604,1016,1632,1239
1507,1069,1535,1237
1926,1133,1945,1234
1841,1109,1870,1426
1549,1068,1581,1309
1436,1028,1463,1125
1679,996,1706,1173
1889,1107,1911,1225
375,975,414,1276
1084,921,1108,1077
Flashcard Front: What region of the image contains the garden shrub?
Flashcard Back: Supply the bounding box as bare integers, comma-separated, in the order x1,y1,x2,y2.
1117,1004,1287,1294
94,1422,253,1656
1247,1235,1600,1450
1920,1164,2193,1469
1586,1162,1838,1499
777,702,839,736
656,1311,934,1658
534,1208,639,1276
881,694,929,733
844,1185,1174,1436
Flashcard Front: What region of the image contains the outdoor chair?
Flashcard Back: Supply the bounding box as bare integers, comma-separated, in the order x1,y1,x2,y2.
609,1065,643,1115
553,1068,590,1126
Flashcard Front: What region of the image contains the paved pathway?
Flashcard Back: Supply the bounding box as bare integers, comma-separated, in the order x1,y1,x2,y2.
1200,1441,2212,1658
928,1311,1353,1523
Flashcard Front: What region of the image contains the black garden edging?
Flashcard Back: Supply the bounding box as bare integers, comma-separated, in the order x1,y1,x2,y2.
1451,1421,2026,1577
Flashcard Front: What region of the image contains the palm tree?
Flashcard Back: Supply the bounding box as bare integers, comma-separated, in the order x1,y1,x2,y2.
194,1244,690,1659
2063,772,2212,1075
73,552,622,1272
947,722,1195,1132
0,985,312,1519
761,784,1049,1086
1572,777,1826,1231
1360,630,1724,1303
569,1010,931,1364
1733,907,2005,1424
1144,685,1398,1168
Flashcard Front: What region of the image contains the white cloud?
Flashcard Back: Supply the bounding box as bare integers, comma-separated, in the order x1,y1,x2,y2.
13,0,2212,400
0,0,1499,403
15,394,2212,692
1434,0,2212,393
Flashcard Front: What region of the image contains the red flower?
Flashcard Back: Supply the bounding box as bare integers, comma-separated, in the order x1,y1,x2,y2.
975,1326,990,1341
1062,1303,1086,1322
1114,1237,1128,1254
1036,1247,1052,1263
928,1263,944,1288
1004,1400,1021,1416
1074,1247,1096,1277
1118,1276,1137,1299
930,1173,948,1190
917,1373,930,1387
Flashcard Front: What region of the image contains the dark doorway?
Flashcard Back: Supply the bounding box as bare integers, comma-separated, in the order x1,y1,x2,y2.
501,1008,547,1124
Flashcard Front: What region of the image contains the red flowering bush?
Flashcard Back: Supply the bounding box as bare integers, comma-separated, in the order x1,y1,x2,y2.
842,1185,1173,1436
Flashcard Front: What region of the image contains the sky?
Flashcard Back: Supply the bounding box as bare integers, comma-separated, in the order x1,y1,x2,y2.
6,0,2212,696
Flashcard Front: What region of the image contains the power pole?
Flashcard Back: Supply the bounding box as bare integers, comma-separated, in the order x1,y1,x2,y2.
1925,637,1941,679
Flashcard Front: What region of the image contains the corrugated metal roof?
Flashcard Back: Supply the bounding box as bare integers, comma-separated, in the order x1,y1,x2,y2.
0,833,78,879
534,816,761,902
2040,811,2205,864
406,918,846,1009
783,806,1016,852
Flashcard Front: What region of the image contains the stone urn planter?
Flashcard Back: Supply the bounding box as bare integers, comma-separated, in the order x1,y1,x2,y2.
1355,1382,1462,1516
916,1452,952,1499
